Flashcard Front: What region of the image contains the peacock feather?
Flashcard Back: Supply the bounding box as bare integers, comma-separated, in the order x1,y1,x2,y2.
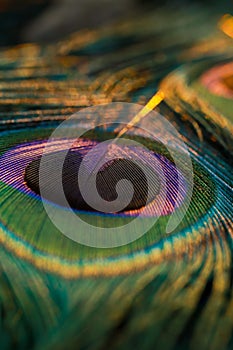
0,2,232,350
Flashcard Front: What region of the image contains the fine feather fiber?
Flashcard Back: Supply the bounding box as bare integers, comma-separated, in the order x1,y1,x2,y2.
0,2,233,350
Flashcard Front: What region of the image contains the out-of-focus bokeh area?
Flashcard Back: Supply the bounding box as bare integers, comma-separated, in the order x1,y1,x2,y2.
0,0,233,46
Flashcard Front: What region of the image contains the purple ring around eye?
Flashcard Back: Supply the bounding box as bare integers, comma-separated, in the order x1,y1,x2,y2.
0,138,187,218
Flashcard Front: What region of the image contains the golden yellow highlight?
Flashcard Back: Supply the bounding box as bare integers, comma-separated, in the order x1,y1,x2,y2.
117,90,165,139
0,224,209,279
219,14,233,38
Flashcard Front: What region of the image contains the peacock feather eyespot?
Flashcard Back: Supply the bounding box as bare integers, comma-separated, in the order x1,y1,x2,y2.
160,58,233,153
0,4,233,350
0,113,220,277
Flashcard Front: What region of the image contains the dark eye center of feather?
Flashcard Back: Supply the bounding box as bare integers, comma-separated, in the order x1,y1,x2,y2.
24,149,160,213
